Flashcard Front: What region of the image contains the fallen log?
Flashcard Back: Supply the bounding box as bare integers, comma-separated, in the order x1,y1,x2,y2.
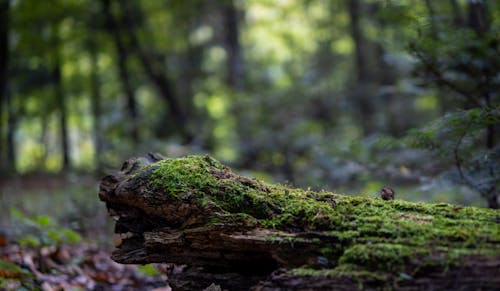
99,155,500,290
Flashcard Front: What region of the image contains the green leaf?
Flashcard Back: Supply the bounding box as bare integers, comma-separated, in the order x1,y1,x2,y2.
137,264,161,277
59,228,82,244
18,235,40,247
47,229,61,244
35,215,52,227
10,209,25,220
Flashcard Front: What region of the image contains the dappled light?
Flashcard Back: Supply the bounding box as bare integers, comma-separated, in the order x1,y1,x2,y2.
0,0,498,289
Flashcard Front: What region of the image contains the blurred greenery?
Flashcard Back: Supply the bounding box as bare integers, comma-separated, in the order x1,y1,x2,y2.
0,0,498,242
10,208,82,247
137,264,162,277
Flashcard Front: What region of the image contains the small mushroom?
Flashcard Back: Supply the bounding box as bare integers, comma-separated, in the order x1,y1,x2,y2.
380,186,395,200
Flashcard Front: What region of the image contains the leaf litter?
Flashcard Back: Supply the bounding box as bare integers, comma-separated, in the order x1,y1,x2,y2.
0,238,172,290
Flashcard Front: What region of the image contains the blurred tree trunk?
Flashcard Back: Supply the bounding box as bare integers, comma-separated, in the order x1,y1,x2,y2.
424,0,437,38
2,0,14,172
347,0,368,82
449,0,464,26
0,0,9,171
223,0,244,92
39,113,48,170
0,0,8,171
466,0,495,150
221,0,256,167
88,12,103,175
467,0,489,36
347,0,375,136
118,0,193,144
5,91,15,172
51,25,71,171
89,45,103,174
101,0,139,145
369,4,405,136
467,0,497,208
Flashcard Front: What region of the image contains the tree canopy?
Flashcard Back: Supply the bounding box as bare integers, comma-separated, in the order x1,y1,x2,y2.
0,0,498,207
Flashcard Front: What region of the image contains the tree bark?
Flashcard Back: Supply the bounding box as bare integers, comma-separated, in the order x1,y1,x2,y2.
99,155,500,290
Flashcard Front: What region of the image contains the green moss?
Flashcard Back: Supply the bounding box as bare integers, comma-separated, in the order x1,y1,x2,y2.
137,155,499,280
339,243,428,272
148,155,222,199
290,265,390,282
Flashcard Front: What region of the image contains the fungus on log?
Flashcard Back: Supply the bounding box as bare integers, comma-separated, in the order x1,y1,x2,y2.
99,155,500,290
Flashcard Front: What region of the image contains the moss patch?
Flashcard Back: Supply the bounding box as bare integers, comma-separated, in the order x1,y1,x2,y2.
139,155,499,280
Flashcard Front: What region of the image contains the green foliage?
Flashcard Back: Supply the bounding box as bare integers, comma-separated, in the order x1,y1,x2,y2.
401,0,500,207
405,108,499,156
2,0,497,208
0,259,25,276
136,264,161,277
10,209,81,247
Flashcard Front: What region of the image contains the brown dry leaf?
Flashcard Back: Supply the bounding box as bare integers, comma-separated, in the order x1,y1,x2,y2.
41,281,55,291
2,242,168,290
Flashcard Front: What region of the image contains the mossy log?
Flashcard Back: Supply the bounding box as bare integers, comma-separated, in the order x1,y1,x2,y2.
99,155,500,290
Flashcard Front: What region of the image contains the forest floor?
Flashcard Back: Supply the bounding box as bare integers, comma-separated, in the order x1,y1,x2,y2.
0,240,172,290
0,175,173,290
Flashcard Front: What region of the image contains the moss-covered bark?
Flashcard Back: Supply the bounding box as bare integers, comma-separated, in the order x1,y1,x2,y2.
99,155,500,290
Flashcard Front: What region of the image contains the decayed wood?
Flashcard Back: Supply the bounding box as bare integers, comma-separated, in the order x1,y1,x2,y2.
99,155,500,290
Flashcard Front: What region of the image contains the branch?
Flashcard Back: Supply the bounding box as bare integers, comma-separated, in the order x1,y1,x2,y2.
414,51,481,107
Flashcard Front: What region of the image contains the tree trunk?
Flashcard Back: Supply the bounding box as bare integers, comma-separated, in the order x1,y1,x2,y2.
89,48,103,175
117,0,193,143
347,0,368,83
347,0,375,135
487,191,499,209
221,0,257,168
5,90,15,172
52,25,70,171
424,0,437,38
449,0,464,26
39,113,48,170
100,0,139,145
88,17,103,175
99,155,500,290
0,0,8,172
466,1,496,152
467,0,489,36
223,0,244,92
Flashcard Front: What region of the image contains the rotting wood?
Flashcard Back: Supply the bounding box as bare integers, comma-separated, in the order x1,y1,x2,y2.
99,154,500,290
